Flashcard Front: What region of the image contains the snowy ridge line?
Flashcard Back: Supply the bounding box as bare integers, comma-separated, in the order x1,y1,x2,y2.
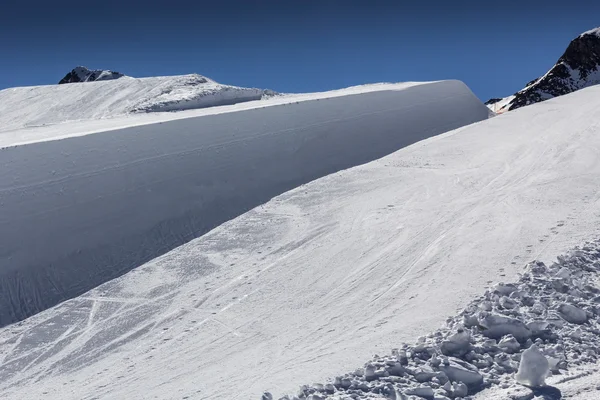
0,81,434,149
267,241,600,400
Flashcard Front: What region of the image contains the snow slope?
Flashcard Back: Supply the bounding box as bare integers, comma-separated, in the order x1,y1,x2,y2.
0,73,272,133
1,83,600,399
0,80,489,327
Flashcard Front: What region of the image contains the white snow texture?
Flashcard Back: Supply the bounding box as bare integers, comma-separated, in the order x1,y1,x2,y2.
1,77,600,400
515,345,549,387
0,80,489,326
0,73,271,133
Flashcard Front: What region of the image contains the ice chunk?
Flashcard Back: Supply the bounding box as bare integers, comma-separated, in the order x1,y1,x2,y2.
441,328,471,356
365,364,377,381
452,382,468,397
405,385,434,398
558,303,588,324
494,283,518,296
499,296,518,309
526,320,549,335
515,345,549,387
555,267,571,279
498,334,521,353
478,313,531,341
439,358,483,387
412,365,439,382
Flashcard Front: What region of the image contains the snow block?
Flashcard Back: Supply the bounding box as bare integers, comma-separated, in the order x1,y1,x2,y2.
557,303,588,324
515,345,549,388
441,328,471,357
478,313,532,342
438,358,484,388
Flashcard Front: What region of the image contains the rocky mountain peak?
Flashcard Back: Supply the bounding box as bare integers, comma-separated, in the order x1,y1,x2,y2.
58,66,125,84
487,27,600,113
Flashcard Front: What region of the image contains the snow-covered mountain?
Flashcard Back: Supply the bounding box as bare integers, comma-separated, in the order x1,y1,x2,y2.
0,70,275,132
0,78,599,400
58,66,124,84
487,27,600,113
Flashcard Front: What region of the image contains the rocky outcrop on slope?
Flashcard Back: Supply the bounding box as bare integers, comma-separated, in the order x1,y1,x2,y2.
488,28,600,113
59,66,124,84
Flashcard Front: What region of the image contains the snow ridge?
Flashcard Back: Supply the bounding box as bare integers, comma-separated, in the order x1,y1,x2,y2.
273,241,600,400
487,27,600,113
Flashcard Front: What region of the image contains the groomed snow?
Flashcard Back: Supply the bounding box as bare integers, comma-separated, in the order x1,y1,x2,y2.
1,82,600,399
0,81,431,149
0,80,489,326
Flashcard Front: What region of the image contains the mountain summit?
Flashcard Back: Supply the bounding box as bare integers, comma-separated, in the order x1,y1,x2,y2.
58,66,125,84
487,27,600,113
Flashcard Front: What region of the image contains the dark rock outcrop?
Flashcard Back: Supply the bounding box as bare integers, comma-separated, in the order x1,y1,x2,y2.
59,66,124,84
487,28,600,112
484,98,503,105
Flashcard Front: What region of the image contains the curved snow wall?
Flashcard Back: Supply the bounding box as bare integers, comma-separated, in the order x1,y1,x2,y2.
0,80,489,326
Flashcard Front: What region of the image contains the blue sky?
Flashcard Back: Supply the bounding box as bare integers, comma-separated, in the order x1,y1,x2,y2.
1,0,599,101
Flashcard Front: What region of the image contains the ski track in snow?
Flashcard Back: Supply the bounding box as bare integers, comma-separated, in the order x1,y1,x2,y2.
1,85,600,399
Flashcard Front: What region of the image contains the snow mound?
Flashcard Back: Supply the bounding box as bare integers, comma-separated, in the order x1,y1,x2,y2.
0,73,274,132
58,66,125,84
277,240,600,399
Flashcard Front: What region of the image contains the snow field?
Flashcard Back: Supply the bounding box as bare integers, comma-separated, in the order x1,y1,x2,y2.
2,82,600,400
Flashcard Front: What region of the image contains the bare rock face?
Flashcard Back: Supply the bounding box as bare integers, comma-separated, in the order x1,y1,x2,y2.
488,28,600,112
59,66,124,84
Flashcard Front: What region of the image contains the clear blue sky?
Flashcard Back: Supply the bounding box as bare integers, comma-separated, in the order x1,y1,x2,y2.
1,0,599,101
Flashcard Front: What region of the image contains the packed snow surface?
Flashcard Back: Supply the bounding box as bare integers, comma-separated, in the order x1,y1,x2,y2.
0,73,271,133
0,80,489,326
3,84,600,399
